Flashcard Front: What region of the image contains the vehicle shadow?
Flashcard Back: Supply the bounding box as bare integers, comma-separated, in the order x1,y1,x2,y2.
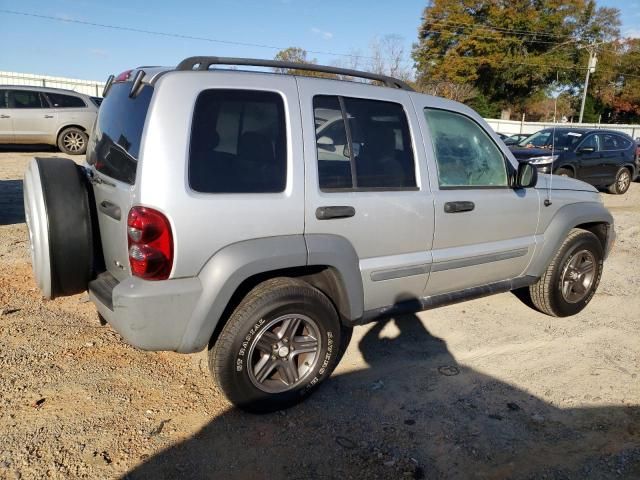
0,144,55,153
124,314,639,479
0,179,25,225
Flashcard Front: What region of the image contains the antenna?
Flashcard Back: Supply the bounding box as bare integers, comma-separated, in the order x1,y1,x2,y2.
545,71,560,207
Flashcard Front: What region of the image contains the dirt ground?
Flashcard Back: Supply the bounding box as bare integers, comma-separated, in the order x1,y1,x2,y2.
0,148,638,480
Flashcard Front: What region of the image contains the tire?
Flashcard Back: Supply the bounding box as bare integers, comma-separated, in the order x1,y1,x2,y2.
555,168,573,178
57,127,88,155
608,167,631,195
23,158,97,299
209,277,344,413
529,229,603,317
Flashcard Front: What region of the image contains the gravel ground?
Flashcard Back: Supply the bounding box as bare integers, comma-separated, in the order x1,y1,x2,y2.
0,148,638,480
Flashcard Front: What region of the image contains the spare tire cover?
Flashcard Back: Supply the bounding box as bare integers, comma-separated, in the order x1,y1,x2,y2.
23,157,95,299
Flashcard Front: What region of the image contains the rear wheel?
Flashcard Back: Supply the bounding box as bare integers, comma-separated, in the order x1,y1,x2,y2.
529,229,603,317
209,277,344,413
57,127,88,155
608,167,631,195
23,158,97,298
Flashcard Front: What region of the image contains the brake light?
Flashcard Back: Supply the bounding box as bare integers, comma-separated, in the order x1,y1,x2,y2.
115,70,133,82
127,206,173,280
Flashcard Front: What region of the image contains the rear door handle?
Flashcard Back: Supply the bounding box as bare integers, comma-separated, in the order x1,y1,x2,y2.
0,114,9,118
444,201,475,213
44,115,54,118
99,200,121,221
316,206,355,220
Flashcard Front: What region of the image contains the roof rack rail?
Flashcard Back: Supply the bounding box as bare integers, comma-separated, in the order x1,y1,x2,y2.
175,56,414,91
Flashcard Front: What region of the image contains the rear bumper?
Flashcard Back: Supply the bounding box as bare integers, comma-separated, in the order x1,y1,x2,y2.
89,272,202,351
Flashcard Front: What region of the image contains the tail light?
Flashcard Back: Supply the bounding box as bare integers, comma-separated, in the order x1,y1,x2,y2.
127,206,173,280
115,70,133,82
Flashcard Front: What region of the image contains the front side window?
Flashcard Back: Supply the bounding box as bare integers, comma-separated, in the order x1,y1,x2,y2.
424,108,508,188
8,90,48,109
189,90,287,193
0,90,7,108
579,134,598,151
46,93,86,108
313,95,416,191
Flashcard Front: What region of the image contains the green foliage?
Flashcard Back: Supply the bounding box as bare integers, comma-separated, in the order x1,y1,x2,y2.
412,0,622,119
465,94,500,118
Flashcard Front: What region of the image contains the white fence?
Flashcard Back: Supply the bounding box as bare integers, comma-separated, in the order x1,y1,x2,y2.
0,71,105,97
486,118,640,139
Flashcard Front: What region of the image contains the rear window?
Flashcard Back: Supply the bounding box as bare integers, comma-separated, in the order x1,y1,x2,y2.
46,92,86,108
189,89,287,193
86,82,153,184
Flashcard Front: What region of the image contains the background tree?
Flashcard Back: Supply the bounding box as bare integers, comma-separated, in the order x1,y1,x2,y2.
412,0,621,119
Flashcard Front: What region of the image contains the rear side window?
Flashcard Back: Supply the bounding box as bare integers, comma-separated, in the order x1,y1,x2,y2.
313,95,416,191
8,90,48,109
189,90,287,193
86,82,153,184
46,92,86,108
0,90,6,108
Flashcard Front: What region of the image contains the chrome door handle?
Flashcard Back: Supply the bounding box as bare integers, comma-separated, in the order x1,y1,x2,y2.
0,114,9,118
44,115,54,118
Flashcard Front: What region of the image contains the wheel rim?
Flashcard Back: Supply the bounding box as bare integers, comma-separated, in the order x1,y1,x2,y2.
617,170,630,192
560,249,596,303
63,131,85,152
247,314,322,394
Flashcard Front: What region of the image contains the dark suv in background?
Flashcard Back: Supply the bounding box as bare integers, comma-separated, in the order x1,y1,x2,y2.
510,128,637,194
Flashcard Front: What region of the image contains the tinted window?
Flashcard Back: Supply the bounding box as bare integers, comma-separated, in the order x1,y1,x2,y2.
580,134,598,150
46,92,86,108
597,133,631,151
313,95,416,190
8,90,48,108
424,109,508,188
86,82,153,184
189,90,286,193
0,90,6,108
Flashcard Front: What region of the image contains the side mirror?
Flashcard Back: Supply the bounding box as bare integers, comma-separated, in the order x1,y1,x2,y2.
578,146,595,154
515,162,538,189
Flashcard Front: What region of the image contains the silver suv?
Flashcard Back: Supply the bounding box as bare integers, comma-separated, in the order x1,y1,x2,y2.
23,57,615,412
0,86,98,154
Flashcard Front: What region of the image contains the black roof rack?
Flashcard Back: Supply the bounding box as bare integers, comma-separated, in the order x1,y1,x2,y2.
175,56,414,91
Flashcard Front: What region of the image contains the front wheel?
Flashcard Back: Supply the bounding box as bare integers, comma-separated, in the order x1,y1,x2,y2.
608,167,631,195
529,229,603,317
209,277,344,413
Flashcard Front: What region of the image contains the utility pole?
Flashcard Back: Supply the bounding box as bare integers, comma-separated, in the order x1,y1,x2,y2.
578,46,598,123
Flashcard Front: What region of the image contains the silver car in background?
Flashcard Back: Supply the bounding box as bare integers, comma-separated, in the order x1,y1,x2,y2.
0,85,99,154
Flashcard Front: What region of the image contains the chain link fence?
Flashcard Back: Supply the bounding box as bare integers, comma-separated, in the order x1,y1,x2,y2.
0,71,105,97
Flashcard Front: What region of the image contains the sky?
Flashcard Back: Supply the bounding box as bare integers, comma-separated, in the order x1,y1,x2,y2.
1,0,639,82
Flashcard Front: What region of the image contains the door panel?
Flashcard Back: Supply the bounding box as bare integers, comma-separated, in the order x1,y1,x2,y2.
7,90,56,143
298,78,434,311
414,101,540,296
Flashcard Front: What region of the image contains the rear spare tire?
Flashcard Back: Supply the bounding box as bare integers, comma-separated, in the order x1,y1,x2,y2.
23,157,96,299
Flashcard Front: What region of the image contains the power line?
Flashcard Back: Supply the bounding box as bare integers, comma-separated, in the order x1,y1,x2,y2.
0,8,377,61
422,25,575,46
422,17,572,39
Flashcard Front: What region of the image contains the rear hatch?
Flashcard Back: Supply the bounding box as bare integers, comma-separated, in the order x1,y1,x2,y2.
86,80,153,281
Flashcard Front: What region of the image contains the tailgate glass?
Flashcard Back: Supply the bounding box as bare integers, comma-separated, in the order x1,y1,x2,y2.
86,82,153,184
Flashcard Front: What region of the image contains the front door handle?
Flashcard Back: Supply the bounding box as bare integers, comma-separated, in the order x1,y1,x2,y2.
0,114,9,119
444,201,475,213
44,115,54,118
316,206,356,220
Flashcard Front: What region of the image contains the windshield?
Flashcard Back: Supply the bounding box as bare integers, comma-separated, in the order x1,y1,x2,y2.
518,129,584,150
